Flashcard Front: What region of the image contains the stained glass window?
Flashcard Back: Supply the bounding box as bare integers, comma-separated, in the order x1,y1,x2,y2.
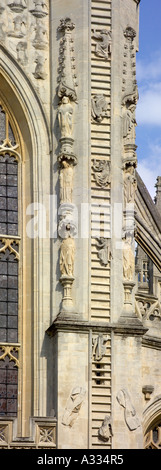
0,102,21,417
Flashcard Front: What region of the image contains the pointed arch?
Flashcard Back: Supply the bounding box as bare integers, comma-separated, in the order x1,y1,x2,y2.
143,395,161,448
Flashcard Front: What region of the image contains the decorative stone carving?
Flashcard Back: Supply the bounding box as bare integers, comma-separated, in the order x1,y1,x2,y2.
8,1,27,13
92,29,112,60
123,103,137,145
124,164,137,204
8,14,27,38
0,345,19,367
122,25,138,114
96,238,111,266
39,426,56,444
62,387,86,427
93,159,110,188
0,20,5,42
33,54,47,79
59,226,76,310
92,334,109,361
116,389,140,431
57,17,77,102
16,41,28,65
98,415,113,442
0,238,20,260
30,1,48,18
57,138,77,166
59,161,74,204
91,94,109,123
32,20,48,50
0,425,7,444
123,234,135,281
58,97,73,138
135,296,161,322
142,385,154,401
124,26,136,41
0,1,5,15
122,25,138,168
58,204,77,239
60,233,75,278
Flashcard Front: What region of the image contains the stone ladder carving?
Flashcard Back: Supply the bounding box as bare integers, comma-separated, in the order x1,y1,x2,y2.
91,333,112,448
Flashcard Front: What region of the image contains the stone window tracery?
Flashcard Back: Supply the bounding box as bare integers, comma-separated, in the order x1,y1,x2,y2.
145,422,161,449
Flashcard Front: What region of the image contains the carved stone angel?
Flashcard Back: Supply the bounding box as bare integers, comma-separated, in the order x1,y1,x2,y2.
92,29,112,60
98,415,113,442
116,389,140,431
91,94,109,123
93,160,110,188
96,238,111,266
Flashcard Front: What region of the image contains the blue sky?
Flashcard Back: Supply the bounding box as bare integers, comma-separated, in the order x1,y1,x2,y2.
136,0,161,200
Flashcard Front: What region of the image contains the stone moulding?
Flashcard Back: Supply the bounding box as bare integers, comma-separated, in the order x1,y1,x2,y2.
46,318,147,338
0,416,57,449
143,395,161,435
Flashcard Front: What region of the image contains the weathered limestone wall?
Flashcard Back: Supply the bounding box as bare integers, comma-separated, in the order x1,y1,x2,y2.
112,333,143,449
52,331,89,449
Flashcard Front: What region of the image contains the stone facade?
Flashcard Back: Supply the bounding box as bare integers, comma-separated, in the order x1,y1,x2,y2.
0,0,160,450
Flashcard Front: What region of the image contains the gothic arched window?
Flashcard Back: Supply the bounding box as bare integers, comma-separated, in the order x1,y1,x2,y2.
0,101,22,417
144,421,161,449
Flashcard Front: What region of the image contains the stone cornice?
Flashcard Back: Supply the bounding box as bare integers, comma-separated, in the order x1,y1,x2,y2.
142,335,161,350
46,315,147,337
